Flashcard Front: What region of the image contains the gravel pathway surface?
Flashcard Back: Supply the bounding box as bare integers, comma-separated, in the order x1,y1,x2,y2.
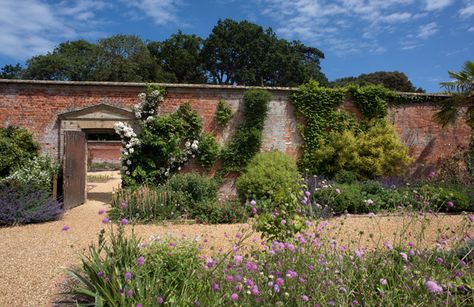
0,172,471,306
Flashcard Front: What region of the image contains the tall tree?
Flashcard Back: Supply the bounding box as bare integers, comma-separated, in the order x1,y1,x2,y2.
148,31,206,83
0,63,23,79
330,71,424,92
23,40,99,81
95,35,161,82
201,19,326,86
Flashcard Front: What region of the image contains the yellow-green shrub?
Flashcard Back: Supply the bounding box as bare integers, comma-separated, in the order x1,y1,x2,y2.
313,120,412,180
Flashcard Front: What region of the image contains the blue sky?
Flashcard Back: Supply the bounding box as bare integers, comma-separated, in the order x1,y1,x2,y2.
0,0,473,92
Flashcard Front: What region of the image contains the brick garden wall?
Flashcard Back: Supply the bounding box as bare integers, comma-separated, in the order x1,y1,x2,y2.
0,79,471,172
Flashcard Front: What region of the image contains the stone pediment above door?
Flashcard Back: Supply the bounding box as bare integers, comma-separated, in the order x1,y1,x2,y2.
59,103,134,121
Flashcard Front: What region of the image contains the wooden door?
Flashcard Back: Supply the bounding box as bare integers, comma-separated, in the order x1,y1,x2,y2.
63,130,86,209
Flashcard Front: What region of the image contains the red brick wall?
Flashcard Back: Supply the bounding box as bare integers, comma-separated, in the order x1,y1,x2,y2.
0,80,471,171
87,141,121,165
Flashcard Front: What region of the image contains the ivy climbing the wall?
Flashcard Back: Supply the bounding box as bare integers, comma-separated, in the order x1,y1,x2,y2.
220,89,272,173
115,85,219,186
291,81,411,179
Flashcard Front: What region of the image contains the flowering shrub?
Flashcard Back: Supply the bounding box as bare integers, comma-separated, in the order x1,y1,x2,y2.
65,215,474,306
0,180,63,225
5,155,59,192
214,99,233,127
116,86,219,185
0,125,40,178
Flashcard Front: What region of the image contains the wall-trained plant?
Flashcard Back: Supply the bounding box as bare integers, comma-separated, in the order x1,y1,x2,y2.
115,85,220,186
291,81,412,180
220,89,272,173
214,99,233,127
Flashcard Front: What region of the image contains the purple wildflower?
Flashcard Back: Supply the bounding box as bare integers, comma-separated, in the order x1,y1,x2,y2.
157,296,164,304
127,289,134,297
136,304,142,307
97,271,104,278
230,293,239,300
302,295,309,302
120,218,129,225
211,281,220,292
120,201,127,209
251,286,260,296
447,201,454,208
355,248,364,259
62,225,70,231
276,277,284,286
335,188,341,194
366,199,374,205
234,255,243,265
251,207,257,214
400,252,408,261
225,275,234,282
136,256,145,266
304,191,311,197
384,241,393,250
102,217,109,224
426,280,443,294
436,257,444,264
468,214,474,222
281,219,286,225
206,257,215,268
124,272,132,281
286,269,298,278
98,209,105,215
380,278,388,285
250,199,257,206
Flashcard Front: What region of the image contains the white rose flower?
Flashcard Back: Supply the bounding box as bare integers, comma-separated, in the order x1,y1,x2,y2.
129,148,134,154
126,171,130,175
127,160,132,165
185,141,191,148
191,143,198,150
122,166,128,170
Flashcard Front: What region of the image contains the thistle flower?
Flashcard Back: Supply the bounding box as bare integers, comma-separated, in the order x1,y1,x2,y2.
230,293,239,300
125,272,132,281
157,296,164,304
127,289,134,297
98,209,105,215
62,225,70,231
121,218,129,225
136,256,145,266
102,217,109,224
211,281,220,292
436,257,444,264
447,201,454,208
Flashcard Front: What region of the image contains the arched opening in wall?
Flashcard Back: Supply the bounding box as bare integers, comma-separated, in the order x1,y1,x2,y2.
59,104,136,209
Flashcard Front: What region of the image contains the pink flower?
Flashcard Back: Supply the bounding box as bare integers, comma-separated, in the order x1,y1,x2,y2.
136,256,145,266
62,225,70,231
281,219,286,225
230,293,239,301
302,295,309,302
156,296,164,304
447,201,454,208
304,191,311,197
436,257,444,264
355,248,364,259
468,215,474,222
120,201,127,209
98,209,105,215
102,217,109,224
120,218,129,225
250,199,257,206
211,281,220,292
251,207,257,214
426,280,443,294
400,252,408,261
225,275,234,282
251,286,260,296
276,277,284,286
380,278,388,285
384,241,393,250
335,188,341,194
366,199,374,205
124,272,132,281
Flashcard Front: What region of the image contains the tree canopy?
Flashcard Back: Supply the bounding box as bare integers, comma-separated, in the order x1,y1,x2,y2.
330,71,424,92
0,19,327,86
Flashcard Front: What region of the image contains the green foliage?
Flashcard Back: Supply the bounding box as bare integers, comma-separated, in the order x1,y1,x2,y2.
236,151,301,203
348,84,395,119
67,226,205,306
147,31,207,83
214,99,233,127
197,134,219,169
330,71,425,92
193,199,248,224
201,18,327,86
312,180,474,214
0,126,40,178
313,120,412,180
221,89,271,172
0,63,23,79
111,173,247,224
290,81,353,172
6,155,59,192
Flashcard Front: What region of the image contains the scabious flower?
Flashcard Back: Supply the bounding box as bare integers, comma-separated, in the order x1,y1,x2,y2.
276,277,284,286
211,281,220,292
251,286,260,296
384,241,393,250
302,295,309,302
102,217,109,224
136,256,145,266
127,289,134,297
62,225,70,231
226,275,234,282
97,271,104,278
447,201,454,208
426,280,443,294
230,293,239,300
120,202,127,209
380,278,388,285
125,272,132,281
286,269,298,278
157,296,164,304
436,257,444,264
121,218,129,225
355,248,364,259
98,209,105,215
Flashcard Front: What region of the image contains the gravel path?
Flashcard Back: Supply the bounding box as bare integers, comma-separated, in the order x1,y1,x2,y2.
0,172,471,306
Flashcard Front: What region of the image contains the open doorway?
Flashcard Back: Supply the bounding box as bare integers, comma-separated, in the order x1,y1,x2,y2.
59,104,136,209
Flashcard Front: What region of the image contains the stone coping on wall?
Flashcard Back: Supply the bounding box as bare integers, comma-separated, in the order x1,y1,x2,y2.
0,78,453,97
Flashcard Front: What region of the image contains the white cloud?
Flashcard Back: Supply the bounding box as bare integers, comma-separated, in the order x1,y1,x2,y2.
417,22,438,39
459,1,474,17
381,12,412,23
424,0,454,11
0,0,107,60
469,26,474,31
121,0,182,25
